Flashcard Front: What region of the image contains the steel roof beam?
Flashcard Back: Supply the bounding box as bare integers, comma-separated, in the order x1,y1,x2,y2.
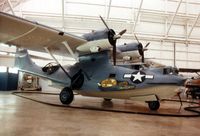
106,0,112,19
132,0,143,33
0,0,6,6
62,0,65,31
0,0,6,11
166,0,182,37
187,13,200,38
7,0,15,15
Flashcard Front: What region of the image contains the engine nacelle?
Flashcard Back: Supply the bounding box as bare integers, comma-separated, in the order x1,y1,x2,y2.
123,56,132,61
76,39,112,54
120,51,140,60
82,29,108,41
90,46,101,53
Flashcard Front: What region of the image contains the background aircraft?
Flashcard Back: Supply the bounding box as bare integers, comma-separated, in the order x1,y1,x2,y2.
0,12,186,110
179,68,200,99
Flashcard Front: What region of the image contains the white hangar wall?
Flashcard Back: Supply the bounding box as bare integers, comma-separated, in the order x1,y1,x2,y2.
4,0,200,69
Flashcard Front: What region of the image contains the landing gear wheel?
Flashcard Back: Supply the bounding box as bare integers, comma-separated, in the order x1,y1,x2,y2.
59,87,74,105
148,101,160,111
104,98,112,101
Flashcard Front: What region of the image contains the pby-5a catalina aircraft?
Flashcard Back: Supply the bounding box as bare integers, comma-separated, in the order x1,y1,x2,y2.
0,12,186,110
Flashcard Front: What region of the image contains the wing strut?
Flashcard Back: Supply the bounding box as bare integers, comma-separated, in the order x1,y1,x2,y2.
62,41,77,61
44,47,72,80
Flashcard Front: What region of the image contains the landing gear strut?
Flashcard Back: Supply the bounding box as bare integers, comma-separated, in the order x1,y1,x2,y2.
147,101,160,111
59,87,74,105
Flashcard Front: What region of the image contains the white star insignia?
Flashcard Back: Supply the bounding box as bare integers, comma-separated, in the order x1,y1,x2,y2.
132,72,145,82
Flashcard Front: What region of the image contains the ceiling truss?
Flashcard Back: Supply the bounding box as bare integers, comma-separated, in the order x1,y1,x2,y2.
2,0,200,45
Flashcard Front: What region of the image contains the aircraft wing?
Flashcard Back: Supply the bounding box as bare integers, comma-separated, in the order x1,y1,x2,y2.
0,12,87,56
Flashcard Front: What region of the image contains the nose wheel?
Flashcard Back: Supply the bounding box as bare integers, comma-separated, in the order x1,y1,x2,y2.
59,87,74,105
147,101,160,111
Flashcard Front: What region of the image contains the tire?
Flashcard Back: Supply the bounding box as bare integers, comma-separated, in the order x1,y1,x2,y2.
59,87,74,105
148,101,160,111
104,98,112,101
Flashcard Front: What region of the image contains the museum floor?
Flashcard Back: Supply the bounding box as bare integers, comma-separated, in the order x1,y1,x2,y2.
0,91,200,136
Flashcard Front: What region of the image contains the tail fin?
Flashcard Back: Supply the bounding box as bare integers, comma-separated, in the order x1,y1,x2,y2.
15,48,34,69
14,48,71,85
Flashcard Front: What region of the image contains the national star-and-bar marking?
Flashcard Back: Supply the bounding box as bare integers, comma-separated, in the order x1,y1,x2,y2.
123,71,154,83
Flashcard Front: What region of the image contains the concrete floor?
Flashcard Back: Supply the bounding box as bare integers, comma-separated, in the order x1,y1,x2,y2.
0,91,200,136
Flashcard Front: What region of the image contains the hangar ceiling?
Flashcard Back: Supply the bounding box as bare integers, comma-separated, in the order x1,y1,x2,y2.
4,0,200,44
0,0,24,13
1,0,200,69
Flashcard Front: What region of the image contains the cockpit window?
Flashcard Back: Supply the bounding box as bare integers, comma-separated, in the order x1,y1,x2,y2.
163,68,172,74
163,67,179,75
109,73,116,78
42,62,60,75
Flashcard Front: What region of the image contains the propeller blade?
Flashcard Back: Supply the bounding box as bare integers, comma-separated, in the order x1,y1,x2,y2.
118,29,127,36
113,35,121,40
145,42,150,48
134,33,140,44
99,15,126,66
143,41,150,52
141,53,144,63
143,48,148,51
99,16,110,31
113,29,127,40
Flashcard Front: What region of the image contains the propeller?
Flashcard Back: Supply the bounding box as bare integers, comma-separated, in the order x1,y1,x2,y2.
134,34,150,63
99,16,126,66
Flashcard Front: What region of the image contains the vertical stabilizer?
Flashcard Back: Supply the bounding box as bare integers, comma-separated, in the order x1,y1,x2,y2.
14,48,71,86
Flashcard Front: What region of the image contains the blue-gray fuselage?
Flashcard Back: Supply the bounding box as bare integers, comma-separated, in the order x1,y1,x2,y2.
15,49,185,94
